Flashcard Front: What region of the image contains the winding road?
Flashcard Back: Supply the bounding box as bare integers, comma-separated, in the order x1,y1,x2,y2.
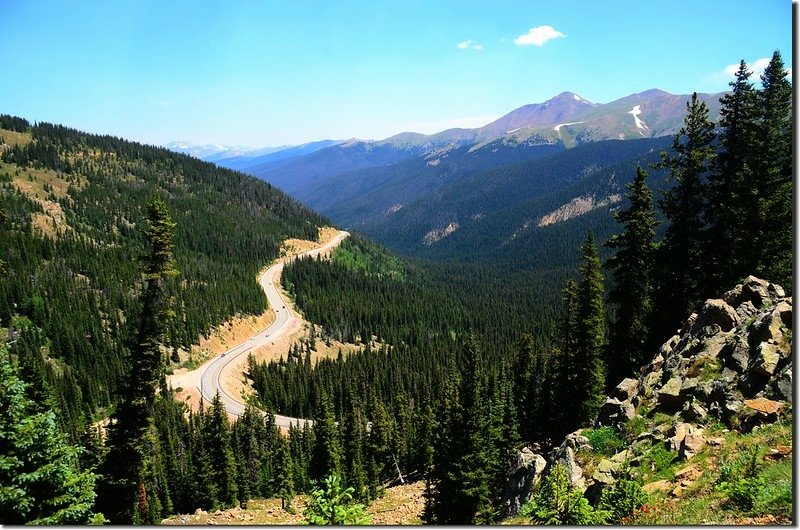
196,230,349,428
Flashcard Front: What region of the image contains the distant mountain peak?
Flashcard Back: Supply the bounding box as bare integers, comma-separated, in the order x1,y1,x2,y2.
549,91,593,105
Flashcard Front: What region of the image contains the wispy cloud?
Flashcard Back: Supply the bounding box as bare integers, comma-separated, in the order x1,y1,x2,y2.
707,57,792,85
514,25,565,46
457,39,483,51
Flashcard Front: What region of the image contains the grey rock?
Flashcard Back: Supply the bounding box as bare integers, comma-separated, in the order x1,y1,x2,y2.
768,365,792,402
768,283,786,299
742,276,771,308
735,300,758,321
502,447,548,517
680,430,705,460
750,341,782,377
684,399,708,422
722,284,746,308
695,299,740,332
657,376,684,410
597,397,635,427
774,300,792,326
611,378,640,401
752,310,785,345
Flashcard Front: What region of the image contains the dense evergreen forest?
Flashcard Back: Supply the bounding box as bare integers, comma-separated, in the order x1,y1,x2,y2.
0,52,791,524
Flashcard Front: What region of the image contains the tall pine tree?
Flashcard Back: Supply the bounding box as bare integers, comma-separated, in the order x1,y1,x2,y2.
604,166,658,384
653,93,716,339
574,232,606,426
97,193,178,523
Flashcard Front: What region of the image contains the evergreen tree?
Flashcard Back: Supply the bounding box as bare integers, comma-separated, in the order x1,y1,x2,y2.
97,193,178,523
274,438,295,511
310,391,343,483
427,337,493,524
653,93,716,338
0,351,105,524
752,51,792,286
604,166,658,384
711,60,757,291
546,279,579,440
574,232,606,426
201,393,239,508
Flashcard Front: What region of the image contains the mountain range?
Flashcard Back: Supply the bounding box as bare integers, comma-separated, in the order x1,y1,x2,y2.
201,88,722,265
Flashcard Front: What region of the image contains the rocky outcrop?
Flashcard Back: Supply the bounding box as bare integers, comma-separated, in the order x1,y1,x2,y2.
504,277,792,515
638,276,791,425
502,447,547,516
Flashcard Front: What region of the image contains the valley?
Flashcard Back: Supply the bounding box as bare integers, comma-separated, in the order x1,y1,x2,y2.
0,3,792,523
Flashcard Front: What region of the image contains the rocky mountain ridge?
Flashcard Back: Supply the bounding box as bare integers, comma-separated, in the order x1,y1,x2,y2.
504,275,793,519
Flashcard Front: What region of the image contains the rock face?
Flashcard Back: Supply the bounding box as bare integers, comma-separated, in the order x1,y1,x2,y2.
639,276,791,425
504,277,791,516
502,447,547,516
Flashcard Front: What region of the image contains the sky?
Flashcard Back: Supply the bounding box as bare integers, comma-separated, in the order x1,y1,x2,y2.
0,0,792,147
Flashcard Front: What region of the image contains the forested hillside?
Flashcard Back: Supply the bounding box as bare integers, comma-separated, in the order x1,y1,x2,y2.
0,116,326,438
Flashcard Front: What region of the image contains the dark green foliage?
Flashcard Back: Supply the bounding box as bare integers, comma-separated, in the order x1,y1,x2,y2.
521,463,609,525
604,166,657,382
0,349,105,525
0,118,325,422
653,93,717,339
574,232,607,425
200,394,239,507
598,478,648,523
583,426,624,456
303,474,371,525
310,392,344,482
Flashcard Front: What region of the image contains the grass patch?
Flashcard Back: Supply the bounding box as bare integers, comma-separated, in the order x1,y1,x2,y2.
583,426,625,456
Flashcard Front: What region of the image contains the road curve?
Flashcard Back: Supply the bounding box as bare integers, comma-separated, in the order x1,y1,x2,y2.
198,230,349,428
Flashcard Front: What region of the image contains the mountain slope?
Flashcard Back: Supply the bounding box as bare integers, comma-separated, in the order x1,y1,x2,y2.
0,116,328,433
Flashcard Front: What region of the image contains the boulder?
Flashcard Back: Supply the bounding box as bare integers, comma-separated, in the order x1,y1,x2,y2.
742,276,771,308
694,299,740,332
679,313,698,336
657,376,684,410
611,378,640,401
643,479,673,493
774,300,792,326
597,397,635,427
735,300,758,321
722,284,746,307
591,458,621,486
640,369,662,398
768,364,792,402
719,337,749,373
750,342,782,377
683,399,707,422
502,447,547,516
739,397,786,433
563,431,591,451
680,431,705,460
550,445,586,491
667,422,696,452
752,310,786,345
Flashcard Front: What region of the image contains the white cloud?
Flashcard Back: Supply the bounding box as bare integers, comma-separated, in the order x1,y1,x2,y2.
514,25,565,46
457,39,483,50
714,57,792,83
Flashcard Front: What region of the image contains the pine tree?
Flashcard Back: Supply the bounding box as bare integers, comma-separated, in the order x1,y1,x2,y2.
711,60,757,291
202,393,238,508
574,232,606,426
653,93,716,338
274,438,295,511
604,166,658,384
97,193,178,523
753,51,792,286
310,391,343,483
0,352,105,524
427,337,493,524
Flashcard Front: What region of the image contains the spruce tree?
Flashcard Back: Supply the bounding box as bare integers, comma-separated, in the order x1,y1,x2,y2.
574,232,606,425
604,166,658,384
0,352,105,524
202,393,239,508
653,93,716,338
310,391,343,483
753,51,792,286
711,60,757,291
97,193,178,523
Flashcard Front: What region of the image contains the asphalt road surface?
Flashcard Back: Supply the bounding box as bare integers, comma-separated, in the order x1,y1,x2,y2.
198,230,349,428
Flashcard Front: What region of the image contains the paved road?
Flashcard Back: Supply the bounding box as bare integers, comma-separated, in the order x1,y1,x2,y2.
198,230,349,428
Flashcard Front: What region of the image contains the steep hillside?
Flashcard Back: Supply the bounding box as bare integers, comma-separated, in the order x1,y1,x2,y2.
0,116,328,434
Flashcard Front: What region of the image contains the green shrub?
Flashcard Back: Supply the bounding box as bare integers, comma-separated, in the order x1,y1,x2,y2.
640,444,678,480
303,475,371,525
584,426,624,456
599,478,649,522
521,463,609,525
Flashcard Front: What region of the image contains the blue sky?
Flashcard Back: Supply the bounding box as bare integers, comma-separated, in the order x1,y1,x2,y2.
0,1,791,146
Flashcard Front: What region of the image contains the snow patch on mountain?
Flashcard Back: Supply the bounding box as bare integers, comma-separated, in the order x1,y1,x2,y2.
628,105,649,134
553,121,586,132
